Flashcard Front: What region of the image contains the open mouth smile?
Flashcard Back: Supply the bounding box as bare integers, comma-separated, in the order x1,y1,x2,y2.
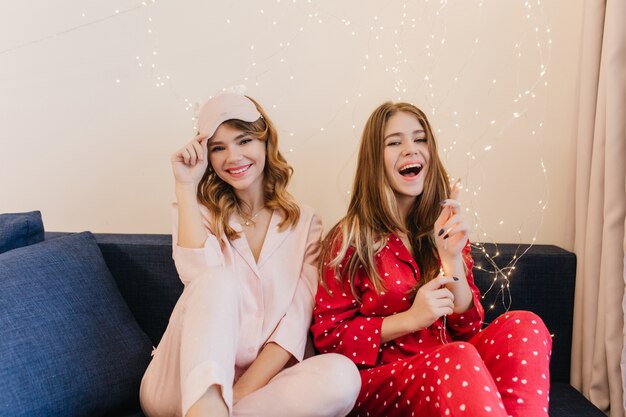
398,162,423,178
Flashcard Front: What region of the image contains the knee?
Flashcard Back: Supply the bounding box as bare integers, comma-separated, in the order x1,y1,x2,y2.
496,310,542,326
140,371,177,417
319,353,361,392
494,310,552,352
312,354,361,411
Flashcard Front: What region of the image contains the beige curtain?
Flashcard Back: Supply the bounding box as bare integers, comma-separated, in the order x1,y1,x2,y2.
623,213,626,413
571,0,626,416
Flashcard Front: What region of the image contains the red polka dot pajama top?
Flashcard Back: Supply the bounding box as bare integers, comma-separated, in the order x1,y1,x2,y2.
311,234,552,417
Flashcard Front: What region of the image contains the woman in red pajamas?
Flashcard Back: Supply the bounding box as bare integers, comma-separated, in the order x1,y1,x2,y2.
311,101,552,417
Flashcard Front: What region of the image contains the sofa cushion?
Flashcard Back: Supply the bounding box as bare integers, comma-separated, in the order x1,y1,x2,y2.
0,232,153,417
549,383,606,416
0,211,44,254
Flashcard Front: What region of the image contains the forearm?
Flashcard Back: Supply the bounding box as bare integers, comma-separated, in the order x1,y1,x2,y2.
381,311,418,344
175,182,207,248
441,256,473,313
232,342,292,402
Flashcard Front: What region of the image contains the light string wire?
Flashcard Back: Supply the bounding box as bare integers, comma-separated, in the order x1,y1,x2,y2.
470,0,551,316
0,2,150,56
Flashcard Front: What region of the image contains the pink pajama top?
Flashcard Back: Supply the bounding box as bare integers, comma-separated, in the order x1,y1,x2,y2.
172,202,323,364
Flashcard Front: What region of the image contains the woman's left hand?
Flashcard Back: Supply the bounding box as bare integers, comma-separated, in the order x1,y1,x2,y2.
434,180,470,262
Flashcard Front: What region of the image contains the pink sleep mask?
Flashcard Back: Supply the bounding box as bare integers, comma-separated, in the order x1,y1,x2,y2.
197,93,262,138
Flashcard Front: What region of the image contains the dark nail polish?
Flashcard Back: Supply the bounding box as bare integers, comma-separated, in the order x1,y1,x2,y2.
453,276,460,281
439,200,447,206
443,234,449,240
438,228,444,236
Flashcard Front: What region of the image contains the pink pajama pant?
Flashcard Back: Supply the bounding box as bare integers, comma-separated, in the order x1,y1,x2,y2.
140,272,360,417
351,311,552,417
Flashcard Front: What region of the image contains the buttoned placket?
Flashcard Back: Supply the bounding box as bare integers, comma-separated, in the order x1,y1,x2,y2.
229,211,290,361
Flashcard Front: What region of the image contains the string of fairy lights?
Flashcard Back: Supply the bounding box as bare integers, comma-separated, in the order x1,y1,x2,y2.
4,0,552,316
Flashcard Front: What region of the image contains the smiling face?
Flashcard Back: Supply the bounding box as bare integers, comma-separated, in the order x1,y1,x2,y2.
208,122,266,193
383,111,430,208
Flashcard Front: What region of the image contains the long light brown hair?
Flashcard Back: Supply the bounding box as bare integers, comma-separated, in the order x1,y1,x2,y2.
321,101,451,299
197,96,299,241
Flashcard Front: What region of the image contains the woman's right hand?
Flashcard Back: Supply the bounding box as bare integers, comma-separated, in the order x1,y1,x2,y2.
171,134,210,186
406,275,456,331
381,275,458,343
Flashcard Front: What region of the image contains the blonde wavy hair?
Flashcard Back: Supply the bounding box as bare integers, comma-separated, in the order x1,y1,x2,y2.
197,96,300,241
321,101,451,300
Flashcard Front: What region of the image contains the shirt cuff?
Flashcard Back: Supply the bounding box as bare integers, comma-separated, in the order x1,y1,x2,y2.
266,316,308,362
173,236,224,284
347,315,384,367
447,299,484,339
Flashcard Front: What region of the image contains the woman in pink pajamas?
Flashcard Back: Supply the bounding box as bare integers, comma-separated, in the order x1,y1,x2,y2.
140,92,360,417
311,101,552,417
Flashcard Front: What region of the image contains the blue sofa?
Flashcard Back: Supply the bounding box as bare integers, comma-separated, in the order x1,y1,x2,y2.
0,212,606,416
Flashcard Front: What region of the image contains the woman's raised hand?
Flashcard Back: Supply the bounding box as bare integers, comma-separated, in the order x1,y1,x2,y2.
171,134,210,186
434,180,470,262
406,275,457,331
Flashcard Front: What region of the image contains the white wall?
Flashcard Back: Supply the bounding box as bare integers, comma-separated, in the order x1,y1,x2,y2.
0,1,583,250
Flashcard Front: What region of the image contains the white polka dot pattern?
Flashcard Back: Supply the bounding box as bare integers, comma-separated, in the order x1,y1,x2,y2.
312,234,552,417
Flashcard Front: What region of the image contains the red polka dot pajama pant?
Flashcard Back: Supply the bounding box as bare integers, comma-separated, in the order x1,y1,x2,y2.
350,311,552,417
